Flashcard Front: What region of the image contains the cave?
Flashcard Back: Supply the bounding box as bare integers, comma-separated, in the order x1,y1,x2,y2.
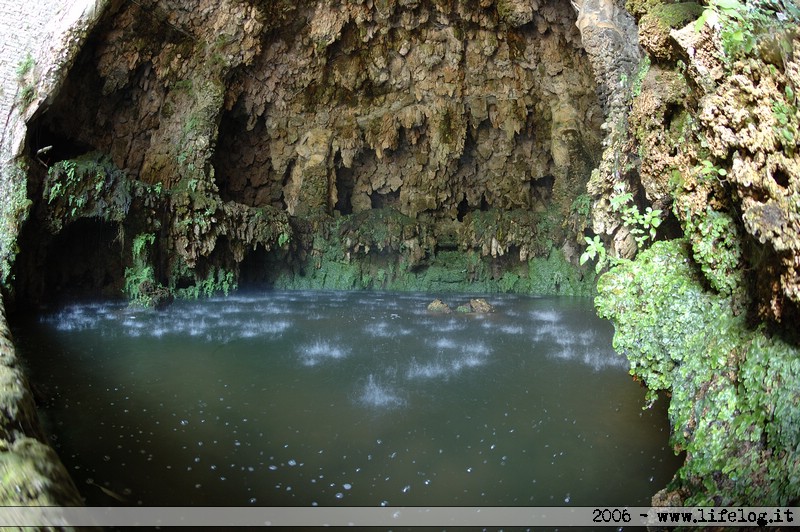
14,218,124,308
8,0,608,308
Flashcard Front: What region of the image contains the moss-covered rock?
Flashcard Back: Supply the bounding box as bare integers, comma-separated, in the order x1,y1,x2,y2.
597,239,800,505
637,2,704,61
0,298,82,506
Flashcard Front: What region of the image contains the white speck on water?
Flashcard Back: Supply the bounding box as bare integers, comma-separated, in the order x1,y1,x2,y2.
288,459,297,466
343,483,352,490
335,492,344,499
268,465,277,471
402,485,411,493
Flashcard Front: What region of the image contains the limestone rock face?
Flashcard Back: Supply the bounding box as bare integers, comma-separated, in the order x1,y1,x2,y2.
34,0,603,225
8,0,614,304
623,10,800,322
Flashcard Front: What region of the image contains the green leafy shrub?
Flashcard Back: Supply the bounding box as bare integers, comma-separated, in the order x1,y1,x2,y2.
683,206,743,296
596,240,800,505
610,185,663,249
580,235,607,273
696,0,800,63
175,267,237,299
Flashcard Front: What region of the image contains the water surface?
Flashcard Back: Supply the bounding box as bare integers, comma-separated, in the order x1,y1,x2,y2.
15,291,681,506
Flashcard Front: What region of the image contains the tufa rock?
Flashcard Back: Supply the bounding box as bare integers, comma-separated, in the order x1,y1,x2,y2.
469,298,494,313
427,298,452,313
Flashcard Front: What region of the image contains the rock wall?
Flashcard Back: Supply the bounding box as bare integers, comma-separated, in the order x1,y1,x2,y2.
0,0,105,507
595,0,800,506
8,0,619,306
0,297,83,505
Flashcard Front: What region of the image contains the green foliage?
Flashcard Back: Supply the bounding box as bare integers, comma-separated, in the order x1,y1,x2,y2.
15,53,34,79
772,94,798,154
696,0,800,63
175,267,237,299
683,206,743,295
596,240,800,505
570,193,592,220
580,235,607,273
610,184,663,248
131,233,155,260
580,184,661,274
0,162,33,285
123,263,157,305
17,85,35,109
124,233,158,306
15,53,36,109
43,152,132,230
696,159,728,183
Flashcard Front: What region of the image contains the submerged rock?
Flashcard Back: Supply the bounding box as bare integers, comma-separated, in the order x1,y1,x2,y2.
431,298,494,314
426,299,451,314
469,298,494,313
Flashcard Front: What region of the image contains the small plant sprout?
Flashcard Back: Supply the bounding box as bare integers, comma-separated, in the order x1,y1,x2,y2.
580,235,608,273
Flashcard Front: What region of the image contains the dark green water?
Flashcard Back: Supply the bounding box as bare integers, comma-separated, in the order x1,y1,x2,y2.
14,291,681,506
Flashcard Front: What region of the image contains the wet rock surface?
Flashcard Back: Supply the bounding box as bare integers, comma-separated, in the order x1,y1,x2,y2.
9,0,609,308
0,298,82,505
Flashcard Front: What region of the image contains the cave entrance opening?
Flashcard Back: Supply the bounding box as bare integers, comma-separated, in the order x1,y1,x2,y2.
13,218,124,310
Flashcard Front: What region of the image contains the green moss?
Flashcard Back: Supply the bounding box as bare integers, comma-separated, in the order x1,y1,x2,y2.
267,211,594,296
528,247,595,296
0,162,33,286
43,152,133,232
596,239,800,505
651,2,704,29
0,438,81,505
625,0,668,18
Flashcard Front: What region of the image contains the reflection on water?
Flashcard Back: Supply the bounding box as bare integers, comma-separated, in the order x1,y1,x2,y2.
14,291,681,507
